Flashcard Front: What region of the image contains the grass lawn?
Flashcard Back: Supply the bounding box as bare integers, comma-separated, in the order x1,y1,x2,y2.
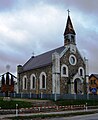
0,97,98,109
55,99,97,106
0,97,32,109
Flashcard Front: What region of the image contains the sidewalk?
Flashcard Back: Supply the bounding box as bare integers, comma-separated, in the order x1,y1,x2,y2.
0,109,98,119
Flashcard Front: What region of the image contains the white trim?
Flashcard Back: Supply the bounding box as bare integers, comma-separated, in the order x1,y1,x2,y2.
70,73,84,94
52,52,60,94
78,67,85,78
30,74,36,89
60,46,69,58
39,72,46,89
22,75,27,90
73,73,83,83
69,54,77,65
61,64,68,77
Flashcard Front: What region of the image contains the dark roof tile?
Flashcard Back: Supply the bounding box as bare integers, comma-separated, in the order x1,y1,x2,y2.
22,46,65,72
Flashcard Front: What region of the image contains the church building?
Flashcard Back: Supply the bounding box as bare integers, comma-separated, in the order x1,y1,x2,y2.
17,12,89,95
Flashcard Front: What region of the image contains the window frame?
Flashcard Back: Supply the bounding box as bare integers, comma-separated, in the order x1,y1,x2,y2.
78,67,84,78
22,75,27,90
61,64,68,77
30,74,36,90
40,72,46,89
69,55,77,65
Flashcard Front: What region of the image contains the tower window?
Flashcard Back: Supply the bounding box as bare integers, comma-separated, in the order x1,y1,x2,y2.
65,35,68,40
64,35,70,45
71,35,74,42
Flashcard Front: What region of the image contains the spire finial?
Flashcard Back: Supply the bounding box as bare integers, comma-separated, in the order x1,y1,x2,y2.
67,9,70,16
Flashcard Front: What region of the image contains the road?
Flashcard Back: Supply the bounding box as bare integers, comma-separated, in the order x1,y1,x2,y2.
48,113,98,120
0,109,98,119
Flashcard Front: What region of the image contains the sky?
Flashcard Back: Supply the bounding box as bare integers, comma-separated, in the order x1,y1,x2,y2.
0,0,98,75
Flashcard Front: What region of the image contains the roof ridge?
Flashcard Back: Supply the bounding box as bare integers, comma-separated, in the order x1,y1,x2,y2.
35,45,64,57
22,46,65,71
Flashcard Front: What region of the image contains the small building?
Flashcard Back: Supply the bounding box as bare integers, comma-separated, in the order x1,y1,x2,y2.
0,72,17,96
89,74,98,94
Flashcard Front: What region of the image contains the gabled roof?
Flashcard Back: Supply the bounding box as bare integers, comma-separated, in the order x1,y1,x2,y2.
22,46,65,72
89,74,98,79
64,15,76,36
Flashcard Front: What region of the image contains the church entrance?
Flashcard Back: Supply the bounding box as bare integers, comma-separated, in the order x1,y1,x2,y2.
74,78,82,94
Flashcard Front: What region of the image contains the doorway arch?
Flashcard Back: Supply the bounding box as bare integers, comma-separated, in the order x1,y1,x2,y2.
74,78,83,94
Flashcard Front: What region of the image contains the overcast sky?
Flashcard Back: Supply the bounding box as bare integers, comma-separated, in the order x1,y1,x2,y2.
0,0,98,75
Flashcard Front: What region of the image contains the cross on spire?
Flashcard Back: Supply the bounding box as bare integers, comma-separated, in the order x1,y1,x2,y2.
67,9,70,16
64,9,76,36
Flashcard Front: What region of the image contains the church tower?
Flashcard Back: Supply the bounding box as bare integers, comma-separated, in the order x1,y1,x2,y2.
64,10,76,46
64,10,76,54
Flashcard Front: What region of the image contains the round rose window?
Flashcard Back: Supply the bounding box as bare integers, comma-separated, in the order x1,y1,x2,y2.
69,55,77,65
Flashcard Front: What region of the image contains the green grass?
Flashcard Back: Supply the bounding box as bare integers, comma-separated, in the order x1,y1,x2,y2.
0,97,98,109
0,98,32,109
55,99,98,106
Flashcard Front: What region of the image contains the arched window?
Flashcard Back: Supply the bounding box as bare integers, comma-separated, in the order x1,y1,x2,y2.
63,67,66,74
61,64,68,77
23,75,27,90
42,75,45,88
30,74,36,89
71,35,75,43
40,72,46,89
80,69,83,76
78,67,84,78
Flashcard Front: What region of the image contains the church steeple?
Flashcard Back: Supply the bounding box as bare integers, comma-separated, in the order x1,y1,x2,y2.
64,10,76,46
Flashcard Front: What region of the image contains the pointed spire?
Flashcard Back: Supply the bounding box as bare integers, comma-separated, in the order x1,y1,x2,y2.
67,9,70,16
64,10,76,46
64,10,76,36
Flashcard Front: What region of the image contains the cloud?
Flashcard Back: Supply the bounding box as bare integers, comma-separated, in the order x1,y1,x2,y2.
0,0,17,12
0,2,65,73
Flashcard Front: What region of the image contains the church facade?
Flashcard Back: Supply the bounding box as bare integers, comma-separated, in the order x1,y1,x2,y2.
17,14,89,95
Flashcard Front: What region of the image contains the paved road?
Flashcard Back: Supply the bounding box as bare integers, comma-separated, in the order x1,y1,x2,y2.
48,113,98,120
0,109,98,119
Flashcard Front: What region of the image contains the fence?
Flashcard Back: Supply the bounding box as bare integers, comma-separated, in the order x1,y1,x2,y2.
0,92,98,100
